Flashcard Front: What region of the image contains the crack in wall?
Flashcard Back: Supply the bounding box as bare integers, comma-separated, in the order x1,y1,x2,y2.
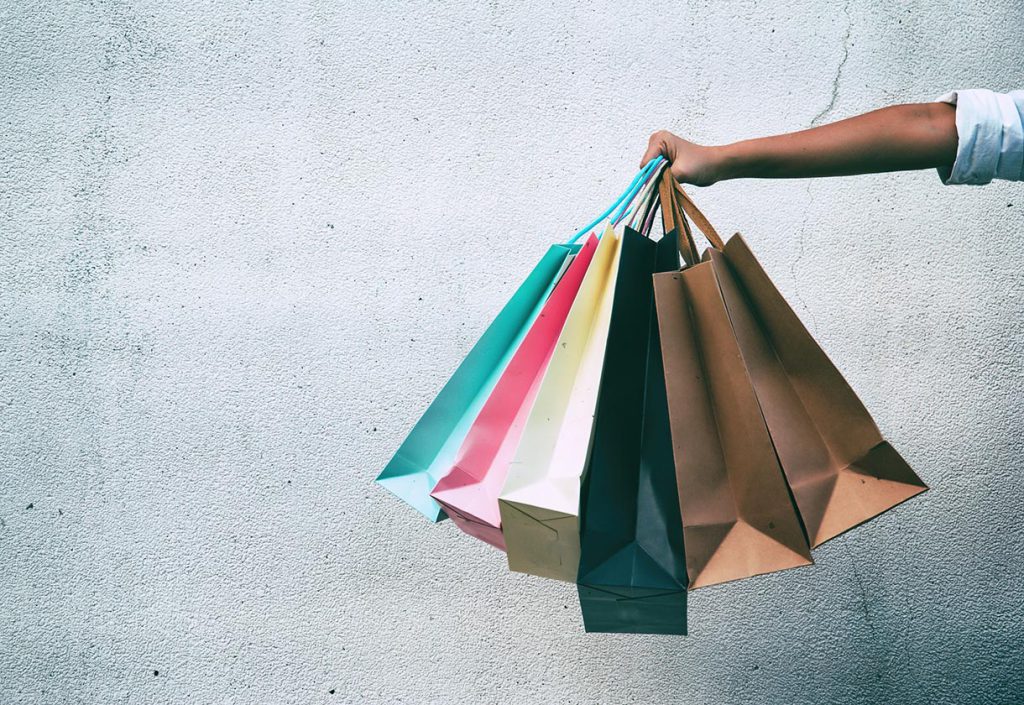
810,0,853,127
791,181,820,335
845,541,876,637
791,0,853,333
843,539,895,687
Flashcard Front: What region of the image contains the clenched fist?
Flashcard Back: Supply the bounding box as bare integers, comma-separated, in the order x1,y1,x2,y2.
640,131,724,186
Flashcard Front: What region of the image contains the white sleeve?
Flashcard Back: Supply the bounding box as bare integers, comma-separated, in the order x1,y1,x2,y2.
935,89,1024,185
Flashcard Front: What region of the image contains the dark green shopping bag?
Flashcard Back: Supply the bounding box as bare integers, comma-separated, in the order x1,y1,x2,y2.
576,226,687,635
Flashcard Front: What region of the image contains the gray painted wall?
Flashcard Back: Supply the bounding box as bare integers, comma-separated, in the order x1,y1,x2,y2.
1,1,1021,703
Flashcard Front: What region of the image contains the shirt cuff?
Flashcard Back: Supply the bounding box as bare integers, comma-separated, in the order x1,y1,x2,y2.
936,89,1024,185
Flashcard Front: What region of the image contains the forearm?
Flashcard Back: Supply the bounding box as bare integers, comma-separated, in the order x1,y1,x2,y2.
712,102,958,181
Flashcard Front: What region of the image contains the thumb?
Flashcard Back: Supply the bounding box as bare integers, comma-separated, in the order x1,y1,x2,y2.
640,132,669,168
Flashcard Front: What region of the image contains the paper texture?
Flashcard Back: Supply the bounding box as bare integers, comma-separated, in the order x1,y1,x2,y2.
654,264,812,590
500,225,621,581
376,244,574,520
576,227,686,635
430,234,600,549
711,237,928,546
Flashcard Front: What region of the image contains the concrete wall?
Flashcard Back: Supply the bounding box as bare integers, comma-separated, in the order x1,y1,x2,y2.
2,1,1021,703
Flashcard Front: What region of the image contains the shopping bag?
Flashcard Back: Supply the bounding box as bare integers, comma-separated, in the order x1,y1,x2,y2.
705,233,928,546
653,263,813,589
668,180,927,547
576,225,687,635
376,243,577,521
430,233,601,549
499,225,621,581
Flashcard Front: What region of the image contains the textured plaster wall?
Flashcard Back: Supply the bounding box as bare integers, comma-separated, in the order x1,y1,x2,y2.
1,1,1022,704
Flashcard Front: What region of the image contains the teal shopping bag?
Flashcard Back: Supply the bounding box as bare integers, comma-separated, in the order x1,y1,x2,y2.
376,244,576,520
576,226,687,634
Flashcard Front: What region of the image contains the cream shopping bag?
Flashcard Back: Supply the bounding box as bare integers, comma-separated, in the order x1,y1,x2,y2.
498,224,621,580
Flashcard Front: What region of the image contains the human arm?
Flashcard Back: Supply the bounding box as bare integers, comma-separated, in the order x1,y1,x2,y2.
641,102,958,186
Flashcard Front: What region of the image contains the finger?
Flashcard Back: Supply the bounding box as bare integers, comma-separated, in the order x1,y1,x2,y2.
639,134,666,168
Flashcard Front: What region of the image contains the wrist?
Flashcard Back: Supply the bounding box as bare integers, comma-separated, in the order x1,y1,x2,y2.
682,144,731,186
709,143,746,182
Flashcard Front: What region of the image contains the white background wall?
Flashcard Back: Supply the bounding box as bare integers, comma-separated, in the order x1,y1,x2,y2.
2,1,1022,703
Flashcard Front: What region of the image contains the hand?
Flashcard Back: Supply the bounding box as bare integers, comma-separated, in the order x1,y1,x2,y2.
640,131,723,186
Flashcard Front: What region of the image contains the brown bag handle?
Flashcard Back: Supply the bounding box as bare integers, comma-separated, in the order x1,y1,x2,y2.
674,182,725,251
658,169,700,265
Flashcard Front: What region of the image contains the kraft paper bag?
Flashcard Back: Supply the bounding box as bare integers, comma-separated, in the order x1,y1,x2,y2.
499,225,621,581
376,243,576,521
708,236,928,546
576,227,687,635
654,264,813,589
431,234,600,549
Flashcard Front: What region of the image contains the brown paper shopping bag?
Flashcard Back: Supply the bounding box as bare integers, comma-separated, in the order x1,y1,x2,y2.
670,179,928,549
654,260,813,589
705,237,928,546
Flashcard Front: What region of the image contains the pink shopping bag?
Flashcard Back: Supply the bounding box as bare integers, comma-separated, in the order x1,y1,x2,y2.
430,233,601,549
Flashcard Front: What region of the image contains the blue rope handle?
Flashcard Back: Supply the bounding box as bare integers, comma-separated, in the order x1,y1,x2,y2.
565,155,665,245
617,161,665,229
610,160,662,225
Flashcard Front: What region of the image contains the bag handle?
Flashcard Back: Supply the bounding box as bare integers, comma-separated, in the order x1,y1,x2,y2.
638,176,663,235
623,167,719,264
623,162,666,232
671,177,726,251
566,156,665,245
658,169,700,265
